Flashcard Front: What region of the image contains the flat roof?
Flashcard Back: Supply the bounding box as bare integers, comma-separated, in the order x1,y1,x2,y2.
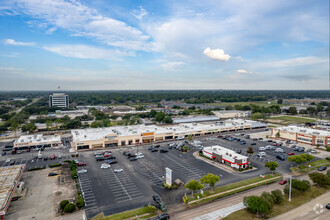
72,119,266,142
173,115,220,123
213,110,251,113
0,165,25,215
204,146,248,160
278,126,330,137
14,134,61,145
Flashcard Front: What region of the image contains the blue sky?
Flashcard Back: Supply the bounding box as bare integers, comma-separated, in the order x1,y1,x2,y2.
0,0,329,90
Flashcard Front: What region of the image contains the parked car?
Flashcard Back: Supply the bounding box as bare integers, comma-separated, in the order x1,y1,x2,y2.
276,155,285,161
108,160,118,164
58,155,62,159
48,172,59,177
279,179,287,185
50,155,56,160
114,169,123,173
151,149,158,152
1,152,6,156
5,158,11,163
251,143,256,145
317,166,327,171
43,156,48,161
252,138,258,141
9,161,15,165
217,135,223,138
96,156,105,161
275,148,284,153
130,157,138,161
157,213,170,220
235,149,242,154
325,203,330,209
77,162,87,166
259,147,266,151
160,149,169,153
240,141,246,145
154,145,161,148
153,195,161,203
123,151,130,155
297,147,305,152
291,145,296,149
136,155,144,159
288,152,295,155
257,152,266,157
101,163,110,169
77,169,87,174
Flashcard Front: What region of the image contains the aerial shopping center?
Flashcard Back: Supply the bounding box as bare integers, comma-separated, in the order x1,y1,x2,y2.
71,119,267,151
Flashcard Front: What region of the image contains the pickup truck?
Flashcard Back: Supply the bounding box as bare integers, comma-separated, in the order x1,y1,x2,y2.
77,162,87,166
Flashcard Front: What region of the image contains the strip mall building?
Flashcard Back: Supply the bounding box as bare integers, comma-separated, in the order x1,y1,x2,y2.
203,146,250,169
271,126,330,146
71,119,266,150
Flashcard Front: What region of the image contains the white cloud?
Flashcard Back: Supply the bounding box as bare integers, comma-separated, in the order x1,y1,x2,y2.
160,61,185,70
237,69,252,74
42,44,132,60
4,38,35,46
132,6,148,20
4,0,150,51
203,48,230,61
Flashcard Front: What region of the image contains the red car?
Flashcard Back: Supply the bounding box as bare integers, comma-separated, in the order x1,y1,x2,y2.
76,162,87,166
273,143,278,146
288,152,295,155
279,180,287,185
217,135,223,138
50,155,56,160
103,153,112,157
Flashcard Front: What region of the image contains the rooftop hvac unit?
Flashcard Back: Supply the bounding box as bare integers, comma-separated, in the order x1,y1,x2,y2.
312,132,320,135
37,139,41,141
84,135,87,138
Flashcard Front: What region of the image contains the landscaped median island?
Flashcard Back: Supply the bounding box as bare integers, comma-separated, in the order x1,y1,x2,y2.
183,173,282,205
290,158,330,173
91,205,158,220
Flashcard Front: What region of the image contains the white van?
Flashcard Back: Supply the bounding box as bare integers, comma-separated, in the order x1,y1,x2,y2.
176,136,184,140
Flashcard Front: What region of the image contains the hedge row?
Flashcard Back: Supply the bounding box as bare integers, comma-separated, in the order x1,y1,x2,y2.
49,163,62,168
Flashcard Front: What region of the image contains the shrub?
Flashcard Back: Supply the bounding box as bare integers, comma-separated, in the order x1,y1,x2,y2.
76,195,85,208
309,172,330,187
326,157,330,161
327,170,330,178
72,170,78,179
243,195,272,217
291,179,311,192
64,203,75,213
284,185,299,196
326,146,330,152
271,190,283,204
49,163,62,168
261,192,275,207
27,167,46,171
60,200,69,210
247,147,254,153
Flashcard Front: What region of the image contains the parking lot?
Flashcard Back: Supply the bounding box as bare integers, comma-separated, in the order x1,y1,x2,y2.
0,129,322,219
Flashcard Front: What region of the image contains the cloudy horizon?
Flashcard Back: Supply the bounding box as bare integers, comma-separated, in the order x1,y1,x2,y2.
0,0,329,90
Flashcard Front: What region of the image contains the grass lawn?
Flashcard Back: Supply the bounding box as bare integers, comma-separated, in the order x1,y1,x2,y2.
269,116,316,124
224,186,329,220
290,159,330,173
91,205,157,220
185,174,281,204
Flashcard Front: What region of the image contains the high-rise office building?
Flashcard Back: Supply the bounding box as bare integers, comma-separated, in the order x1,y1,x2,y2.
49,93,69,108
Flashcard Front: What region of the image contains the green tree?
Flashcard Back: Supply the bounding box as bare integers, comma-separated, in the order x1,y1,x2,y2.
64,202,75,213
60,200,69,210
277,99,283,104
185,180,204,196
25,122,36,132
264,161,279,174
163,116,173,124
188,134,194,141
10,121,20,136
250,112,264,120
327,170,330,179
288,107,297,115
308,172,330,187
243,195,272,217
155,112,165,122
271,190,283,204
261,192,275,207
149,109,157,117
182,109,190,115
200,173,220,190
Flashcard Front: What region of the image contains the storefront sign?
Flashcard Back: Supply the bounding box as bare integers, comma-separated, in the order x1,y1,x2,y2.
165,167,172,186
105,135,117,140
141,132,154,136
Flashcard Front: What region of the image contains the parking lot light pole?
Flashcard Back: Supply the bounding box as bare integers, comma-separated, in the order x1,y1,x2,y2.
289,175,292,202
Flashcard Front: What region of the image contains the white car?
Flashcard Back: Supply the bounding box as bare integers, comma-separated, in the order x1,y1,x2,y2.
136,152,143,156
78,169,87,174
114,169,123,173
58,155,62,159
5,158,11,163
259,147,266,151
136,155,144,159
275,148,283,152
257,152,266,157
101,163,110,169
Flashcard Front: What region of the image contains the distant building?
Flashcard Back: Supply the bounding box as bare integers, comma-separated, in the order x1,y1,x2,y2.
49,93,69,108
203,146,250,169
212,110,251,119
13,134,62,149
271,126,330,146
172,115,220,124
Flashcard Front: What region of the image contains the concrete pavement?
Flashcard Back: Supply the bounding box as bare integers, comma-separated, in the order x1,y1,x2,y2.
271,191,330,220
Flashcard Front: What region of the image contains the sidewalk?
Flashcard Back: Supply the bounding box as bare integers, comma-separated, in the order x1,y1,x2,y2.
190,202,245,220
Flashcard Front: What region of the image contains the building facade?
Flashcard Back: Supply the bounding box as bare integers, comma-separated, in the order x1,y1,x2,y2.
212,110,251,119
271,126,330,146
71,119,267,150
203,146,250,169
13,134,62,149
49,93,69,108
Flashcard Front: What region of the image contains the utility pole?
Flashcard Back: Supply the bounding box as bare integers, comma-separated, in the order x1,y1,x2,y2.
289,175,292,202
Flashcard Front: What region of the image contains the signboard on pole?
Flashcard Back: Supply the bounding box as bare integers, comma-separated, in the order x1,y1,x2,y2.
165,167,172,186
